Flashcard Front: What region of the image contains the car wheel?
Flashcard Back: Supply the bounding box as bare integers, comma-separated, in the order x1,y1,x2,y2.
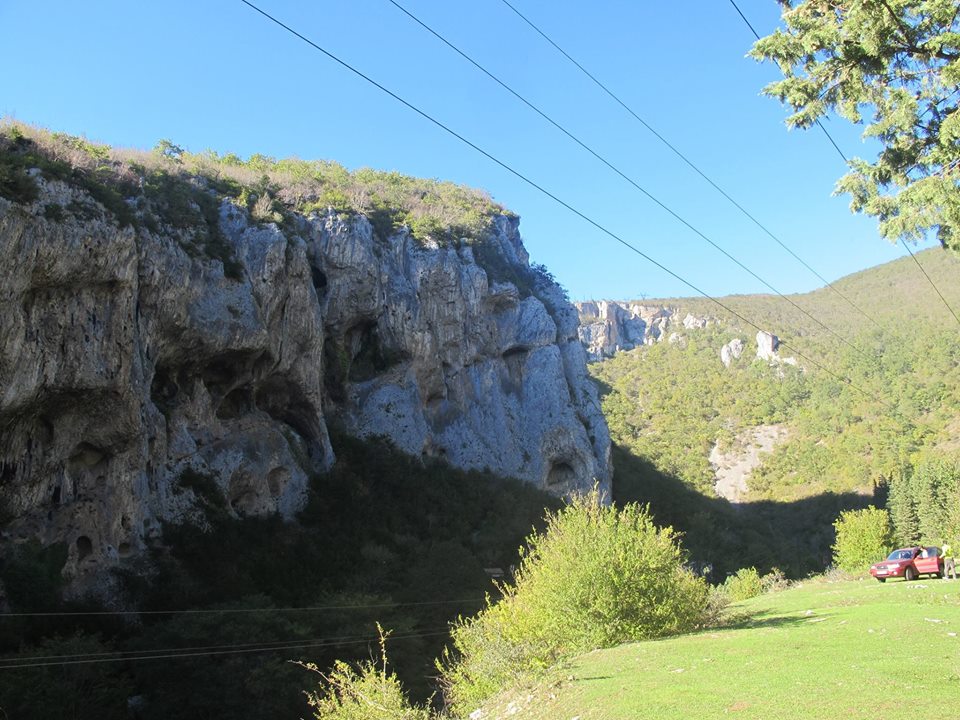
877,577,886,583
904,566,918,581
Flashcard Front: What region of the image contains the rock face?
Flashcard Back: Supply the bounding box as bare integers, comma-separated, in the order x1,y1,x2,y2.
709,424,788,502
756,331,780,362
720,338,744,368
0,177,610,588
574,301,675,360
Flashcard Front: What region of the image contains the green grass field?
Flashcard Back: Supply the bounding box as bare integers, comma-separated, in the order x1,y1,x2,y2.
473,578,960,720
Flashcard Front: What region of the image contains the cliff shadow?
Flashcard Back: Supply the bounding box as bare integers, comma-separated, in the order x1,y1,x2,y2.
609,443,875,579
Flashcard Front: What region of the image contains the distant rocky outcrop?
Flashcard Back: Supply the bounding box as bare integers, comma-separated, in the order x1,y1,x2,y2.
574,301,679,360
720,338,744,367
573,300,803,373
0,173,610,590
755,331,780,362
755,330,798,369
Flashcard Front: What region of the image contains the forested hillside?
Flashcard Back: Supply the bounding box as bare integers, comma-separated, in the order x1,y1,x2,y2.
590,249,960,575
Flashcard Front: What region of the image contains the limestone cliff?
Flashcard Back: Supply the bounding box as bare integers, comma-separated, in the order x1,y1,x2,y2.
574,301,674,360
0,161,610,587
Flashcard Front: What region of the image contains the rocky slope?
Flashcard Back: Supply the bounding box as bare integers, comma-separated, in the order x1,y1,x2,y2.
0,160,610,589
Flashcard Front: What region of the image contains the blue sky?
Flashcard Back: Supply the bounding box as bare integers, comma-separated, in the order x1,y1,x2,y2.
0,0,936,301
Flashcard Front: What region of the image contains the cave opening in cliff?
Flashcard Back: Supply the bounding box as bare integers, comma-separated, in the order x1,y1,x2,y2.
76,535,93,561
311,267,327,299
546,461,576,487
216,385,254,420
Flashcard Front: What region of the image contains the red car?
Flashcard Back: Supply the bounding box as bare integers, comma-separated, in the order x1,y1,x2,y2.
870,546,943,582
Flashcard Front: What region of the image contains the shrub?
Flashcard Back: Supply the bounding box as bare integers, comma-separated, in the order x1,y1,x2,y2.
302,628,432,720
760,567,790,593
440,490,710,713
831,506,893,573
723,567,764,601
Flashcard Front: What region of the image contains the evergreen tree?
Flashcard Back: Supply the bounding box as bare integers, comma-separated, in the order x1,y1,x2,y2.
886,469,919,545
751,1,960,250
912,455,960,542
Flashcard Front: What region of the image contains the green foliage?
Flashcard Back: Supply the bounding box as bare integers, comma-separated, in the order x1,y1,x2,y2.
440,490,709,713
751,0,960,250
0,540,68,611
0,126,136,225
0,633,133,720
887,453,960,546
596,249,960,516
176,467,226,511
153,138,185,162
471,579,960,720
101,432,560,716
42,202,65,221
832,506,893,572
0,151,40,204
1,121,509,286
723,567,764,601
303,628,432,720
141,168,244,280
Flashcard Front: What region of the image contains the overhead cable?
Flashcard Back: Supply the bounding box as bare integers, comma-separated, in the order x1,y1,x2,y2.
386,0,874,361
237,0,896,411
500,0,880,329
0,628,452,670
0,595,486,618
727,0,960,329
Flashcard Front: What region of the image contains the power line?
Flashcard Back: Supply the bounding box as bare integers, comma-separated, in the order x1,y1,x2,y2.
0,596,486,618
899,239,960,327
727,0,852,165
0,629,452,671
0,626,452,665
385,0,874,363
237,0,896,412
727,0,960,329
499,0,881,330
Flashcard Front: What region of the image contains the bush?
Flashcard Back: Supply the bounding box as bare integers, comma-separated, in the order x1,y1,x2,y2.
440,490,710,713
723,567,764,601
831,506,893,573
760,567,790,593
303,629,432,720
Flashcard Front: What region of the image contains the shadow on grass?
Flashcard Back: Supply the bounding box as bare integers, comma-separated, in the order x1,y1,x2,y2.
719,612,836,632
610,443,876,579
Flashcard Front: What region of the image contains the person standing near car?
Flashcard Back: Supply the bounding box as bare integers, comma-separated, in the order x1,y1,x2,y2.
942,542,955,580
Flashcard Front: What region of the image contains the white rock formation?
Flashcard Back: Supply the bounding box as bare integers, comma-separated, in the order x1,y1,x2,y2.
0,176,611,587
720,338,744,368
574,301,673,360
756,331,780,362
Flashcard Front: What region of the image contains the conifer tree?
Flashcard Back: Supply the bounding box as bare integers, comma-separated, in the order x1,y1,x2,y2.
751,1,960,250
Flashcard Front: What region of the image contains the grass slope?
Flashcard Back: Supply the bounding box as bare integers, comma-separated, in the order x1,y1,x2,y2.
476,578,960,720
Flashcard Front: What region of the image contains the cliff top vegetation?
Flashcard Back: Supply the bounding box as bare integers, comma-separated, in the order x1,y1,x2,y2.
0,120,509,247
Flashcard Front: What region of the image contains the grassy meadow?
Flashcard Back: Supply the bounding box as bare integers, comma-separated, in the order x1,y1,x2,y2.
474,577,960,720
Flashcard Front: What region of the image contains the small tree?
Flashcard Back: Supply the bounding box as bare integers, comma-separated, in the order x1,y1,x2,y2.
832,506,894,573
723,567,764,601
301,627,431,720
440,490,709,713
